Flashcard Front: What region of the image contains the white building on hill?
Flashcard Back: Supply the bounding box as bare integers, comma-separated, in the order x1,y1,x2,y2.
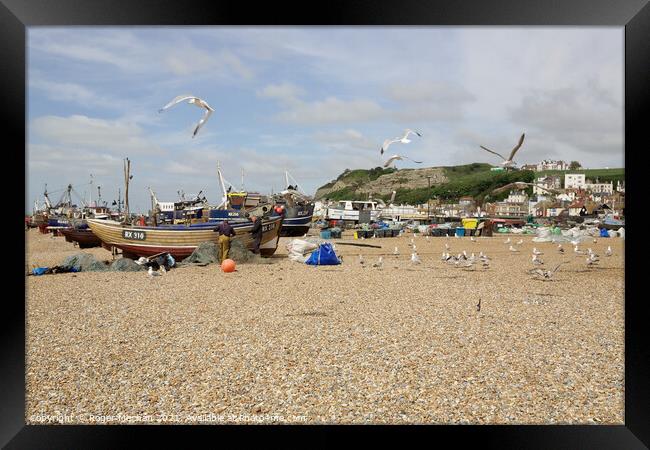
537,160,570,171
564,173,586,189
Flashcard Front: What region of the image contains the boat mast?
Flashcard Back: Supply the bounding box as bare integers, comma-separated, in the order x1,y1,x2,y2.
123,158,131,222
217,161,229,209
241,168,245,192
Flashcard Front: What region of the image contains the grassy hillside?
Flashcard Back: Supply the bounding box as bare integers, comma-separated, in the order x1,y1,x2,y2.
317,163,537,203
316,164,624,204
387,169,535,204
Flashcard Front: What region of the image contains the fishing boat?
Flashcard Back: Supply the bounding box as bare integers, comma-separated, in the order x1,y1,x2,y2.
325,200,382,225
599,214,625,230
87,215,284,259
273,171,315,237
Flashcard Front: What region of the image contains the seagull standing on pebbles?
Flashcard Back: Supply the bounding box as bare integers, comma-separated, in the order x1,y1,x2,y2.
393,246,399,256
558,244,565,254
574,245,586,255
372,256,383,268
516,239,523,245
411,252,422,265
476,298,481,312
529,262,567,280
532,254,544,266
359,254,365,266
605,246,613,257
504,237,511,244
470,236,476,242
509,245,519,253
532,247,543,255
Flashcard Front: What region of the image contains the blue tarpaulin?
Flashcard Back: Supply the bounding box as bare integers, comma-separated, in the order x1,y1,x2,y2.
600,228,610,237
305,243,341,265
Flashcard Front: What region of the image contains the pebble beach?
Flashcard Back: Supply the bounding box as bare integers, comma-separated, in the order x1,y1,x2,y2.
25,228,625,424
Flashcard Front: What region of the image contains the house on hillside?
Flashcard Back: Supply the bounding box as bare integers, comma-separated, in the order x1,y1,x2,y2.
533,175,562,195
520,164,537,171
537,160,569,171
485,201,528,217
565,173,586,189
534,200,564,217
567,199,587,217
585,178,613,194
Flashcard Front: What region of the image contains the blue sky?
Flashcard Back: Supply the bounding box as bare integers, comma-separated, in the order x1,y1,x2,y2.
27,27,623,213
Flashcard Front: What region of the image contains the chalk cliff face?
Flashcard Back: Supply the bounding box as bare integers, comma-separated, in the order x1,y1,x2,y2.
314,167,448,200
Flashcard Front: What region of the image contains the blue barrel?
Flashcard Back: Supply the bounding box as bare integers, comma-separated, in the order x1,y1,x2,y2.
320,230,331,239
455,227,465,237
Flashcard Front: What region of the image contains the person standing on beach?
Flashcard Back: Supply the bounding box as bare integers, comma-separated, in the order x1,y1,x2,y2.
250,214,263,254
214,220,236,263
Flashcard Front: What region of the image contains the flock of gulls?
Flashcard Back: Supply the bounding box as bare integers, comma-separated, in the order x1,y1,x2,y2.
356,233,614,282
157,94,526,173
378,129,527,169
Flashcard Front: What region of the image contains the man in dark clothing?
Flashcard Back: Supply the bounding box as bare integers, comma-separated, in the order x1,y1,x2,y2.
250,215,263,254
214,220,236,262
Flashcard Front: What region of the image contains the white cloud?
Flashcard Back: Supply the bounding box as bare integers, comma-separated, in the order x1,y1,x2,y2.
257,82,304,105
273,96,386,125
313,129,378,151
31,115,164,155
29,78,130,110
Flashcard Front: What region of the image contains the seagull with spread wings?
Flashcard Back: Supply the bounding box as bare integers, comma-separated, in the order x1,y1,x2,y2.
383,154,423,168
398,128,422,144
159,95,215,138
380,137,400,156
380,129,422,155
529,261,567,280
480,133,526,169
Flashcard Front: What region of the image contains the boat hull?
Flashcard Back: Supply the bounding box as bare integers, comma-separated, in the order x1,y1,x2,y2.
280,204,315,237
87,216,283,259
59,228,102,248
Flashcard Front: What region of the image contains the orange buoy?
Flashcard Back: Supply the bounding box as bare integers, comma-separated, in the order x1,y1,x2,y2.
221,259,236,272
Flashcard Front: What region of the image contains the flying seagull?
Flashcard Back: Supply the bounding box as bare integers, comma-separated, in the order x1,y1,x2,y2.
383,154,423,168
159,95,215,138
480,133,525,169
398,129,422,144
380,137,401,156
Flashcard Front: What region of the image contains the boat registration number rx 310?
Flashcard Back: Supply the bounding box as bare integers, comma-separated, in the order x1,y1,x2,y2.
122,230,147,240
262,223,276,232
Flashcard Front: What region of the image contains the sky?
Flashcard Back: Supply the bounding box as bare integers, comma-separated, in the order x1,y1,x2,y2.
26,27,624,213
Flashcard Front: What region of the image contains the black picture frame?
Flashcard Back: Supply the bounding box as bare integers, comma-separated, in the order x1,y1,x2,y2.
4,0,648,447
